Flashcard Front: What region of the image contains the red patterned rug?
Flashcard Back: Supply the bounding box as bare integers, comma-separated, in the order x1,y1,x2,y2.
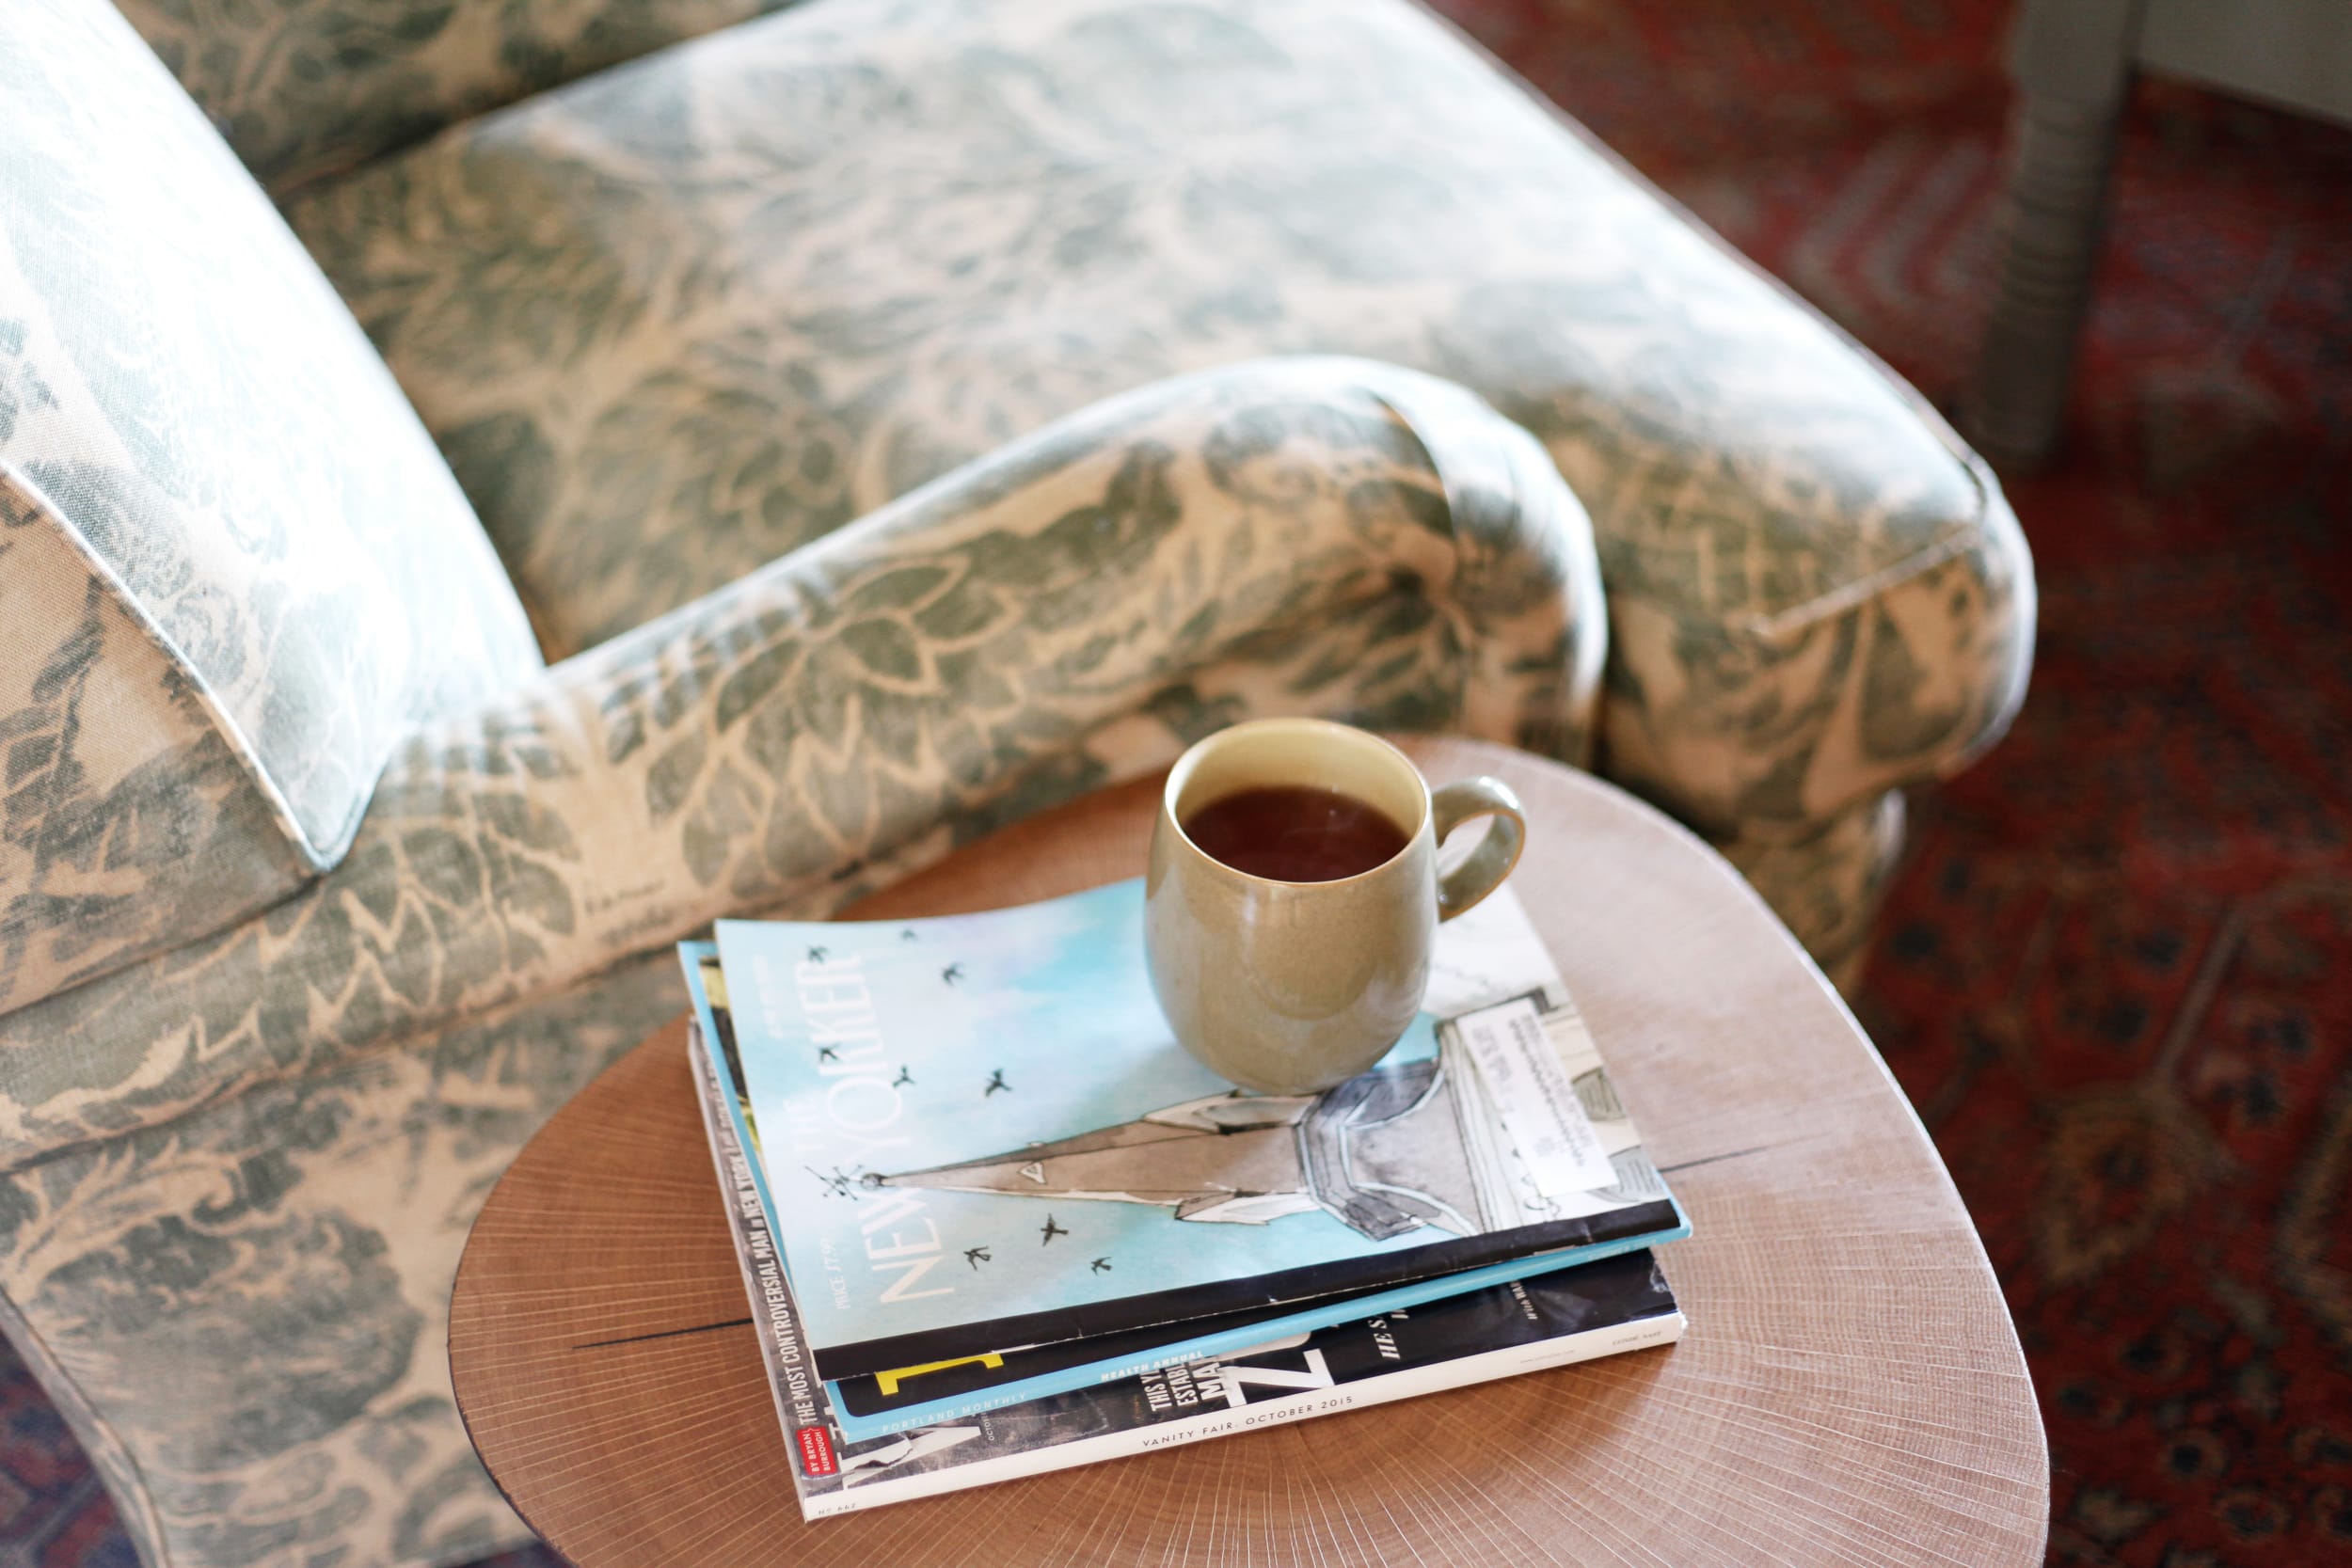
5,5,2346,1566
1439,2,2352,1564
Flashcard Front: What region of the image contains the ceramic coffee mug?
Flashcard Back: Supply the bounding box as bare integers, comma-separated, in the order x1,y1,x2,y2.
1144,719,1526,1094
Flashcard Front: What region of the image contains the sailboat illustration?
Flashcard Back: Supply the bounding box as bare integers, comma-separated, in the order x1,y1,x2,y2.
865,1040,1523,1242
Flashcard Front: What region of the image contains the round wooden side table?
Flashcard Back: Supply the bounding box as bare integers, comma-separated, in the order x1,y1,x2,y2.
450,736,2050,1566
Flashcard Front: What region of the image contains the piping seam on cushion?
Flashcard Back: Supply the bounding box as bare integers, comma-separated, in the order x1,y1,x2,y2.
0,1282,172,1565
0,462,335,875
1733,528,1984,642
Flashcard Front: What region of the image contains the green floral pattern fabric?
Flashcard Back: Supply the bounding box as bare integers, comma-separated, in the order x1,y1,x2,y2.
0,946,689,1568
0,478,316,1034
0,356,1606,1565
0,0,544,1014
110,0,797,197
0,356,1600,1163
1719,791,1908,994
287,0,2034,862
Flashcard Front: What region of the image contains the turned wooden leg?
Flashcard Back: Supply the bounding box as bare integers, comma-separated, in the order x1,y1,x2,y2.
1963,0,2148,470
1964,84,2128,470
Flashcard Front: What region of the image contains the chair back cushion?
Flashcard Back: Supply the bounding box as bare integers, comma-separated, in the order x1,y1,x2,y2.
0,0,543,1016
111,0,801,195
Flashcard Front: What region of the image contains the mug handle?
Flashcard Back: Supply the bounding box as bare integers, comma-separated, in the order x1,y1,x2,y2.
1430,776,1527,921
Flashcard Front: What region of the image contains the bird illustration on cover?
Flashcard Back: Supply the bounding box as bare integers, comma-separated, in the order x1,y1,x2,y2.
712,879,1676,1358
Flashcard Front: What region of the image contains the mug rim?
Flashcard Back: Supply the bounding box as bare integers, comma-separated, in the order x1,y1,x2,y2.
1160,718,1430,890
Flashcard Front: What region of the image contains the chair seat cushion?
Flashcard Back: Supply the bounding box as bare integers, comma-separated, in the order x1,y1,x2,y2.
289,0,2032,838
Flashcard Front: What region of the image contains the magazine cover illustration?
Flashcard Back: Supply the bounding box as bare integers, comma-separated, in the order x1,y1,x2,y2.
683,941,1674,1442
714,881,1683,1376
686,1021,1684,1520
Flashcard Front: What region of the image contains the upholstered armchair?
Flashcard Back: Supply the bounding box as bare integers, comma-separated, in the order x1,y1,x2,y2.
0,2,2033,1565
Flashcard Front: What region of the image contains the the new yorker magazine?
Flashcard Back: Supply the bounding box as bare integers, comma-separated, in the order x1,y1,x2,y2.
714,882,1686,1379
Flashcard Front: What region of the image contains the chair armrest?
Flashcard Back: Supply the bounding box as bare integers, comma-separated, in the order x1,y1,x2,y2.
0,356,1602,1164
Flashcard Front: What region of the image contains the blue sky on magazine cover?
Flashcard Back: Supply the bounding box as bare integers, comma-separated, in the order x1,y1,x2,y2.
714,880,1561,1352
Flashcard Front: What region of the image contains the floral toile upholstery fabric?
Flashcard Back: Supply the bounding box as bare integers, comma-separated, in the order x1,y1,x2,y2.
283,0,2035,971
0,946,691,1568
0,2,2031,1566
0,0,544,1019
109,0,802,198
0,354,1605,1166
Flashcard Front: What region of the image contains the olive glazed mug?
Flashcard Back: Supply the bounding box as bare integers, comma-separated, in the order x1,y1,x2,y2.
1143,719,1527,1094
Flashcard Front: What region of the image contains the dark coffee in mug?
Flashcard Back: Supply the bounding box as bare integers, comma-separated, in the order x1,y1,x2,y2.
1150,719,1528,1092
1180,784,1409,882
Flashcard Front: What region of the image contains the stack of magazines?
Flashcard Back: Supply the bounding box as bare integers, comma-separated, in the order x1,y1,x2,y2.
677,880,1690,1519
